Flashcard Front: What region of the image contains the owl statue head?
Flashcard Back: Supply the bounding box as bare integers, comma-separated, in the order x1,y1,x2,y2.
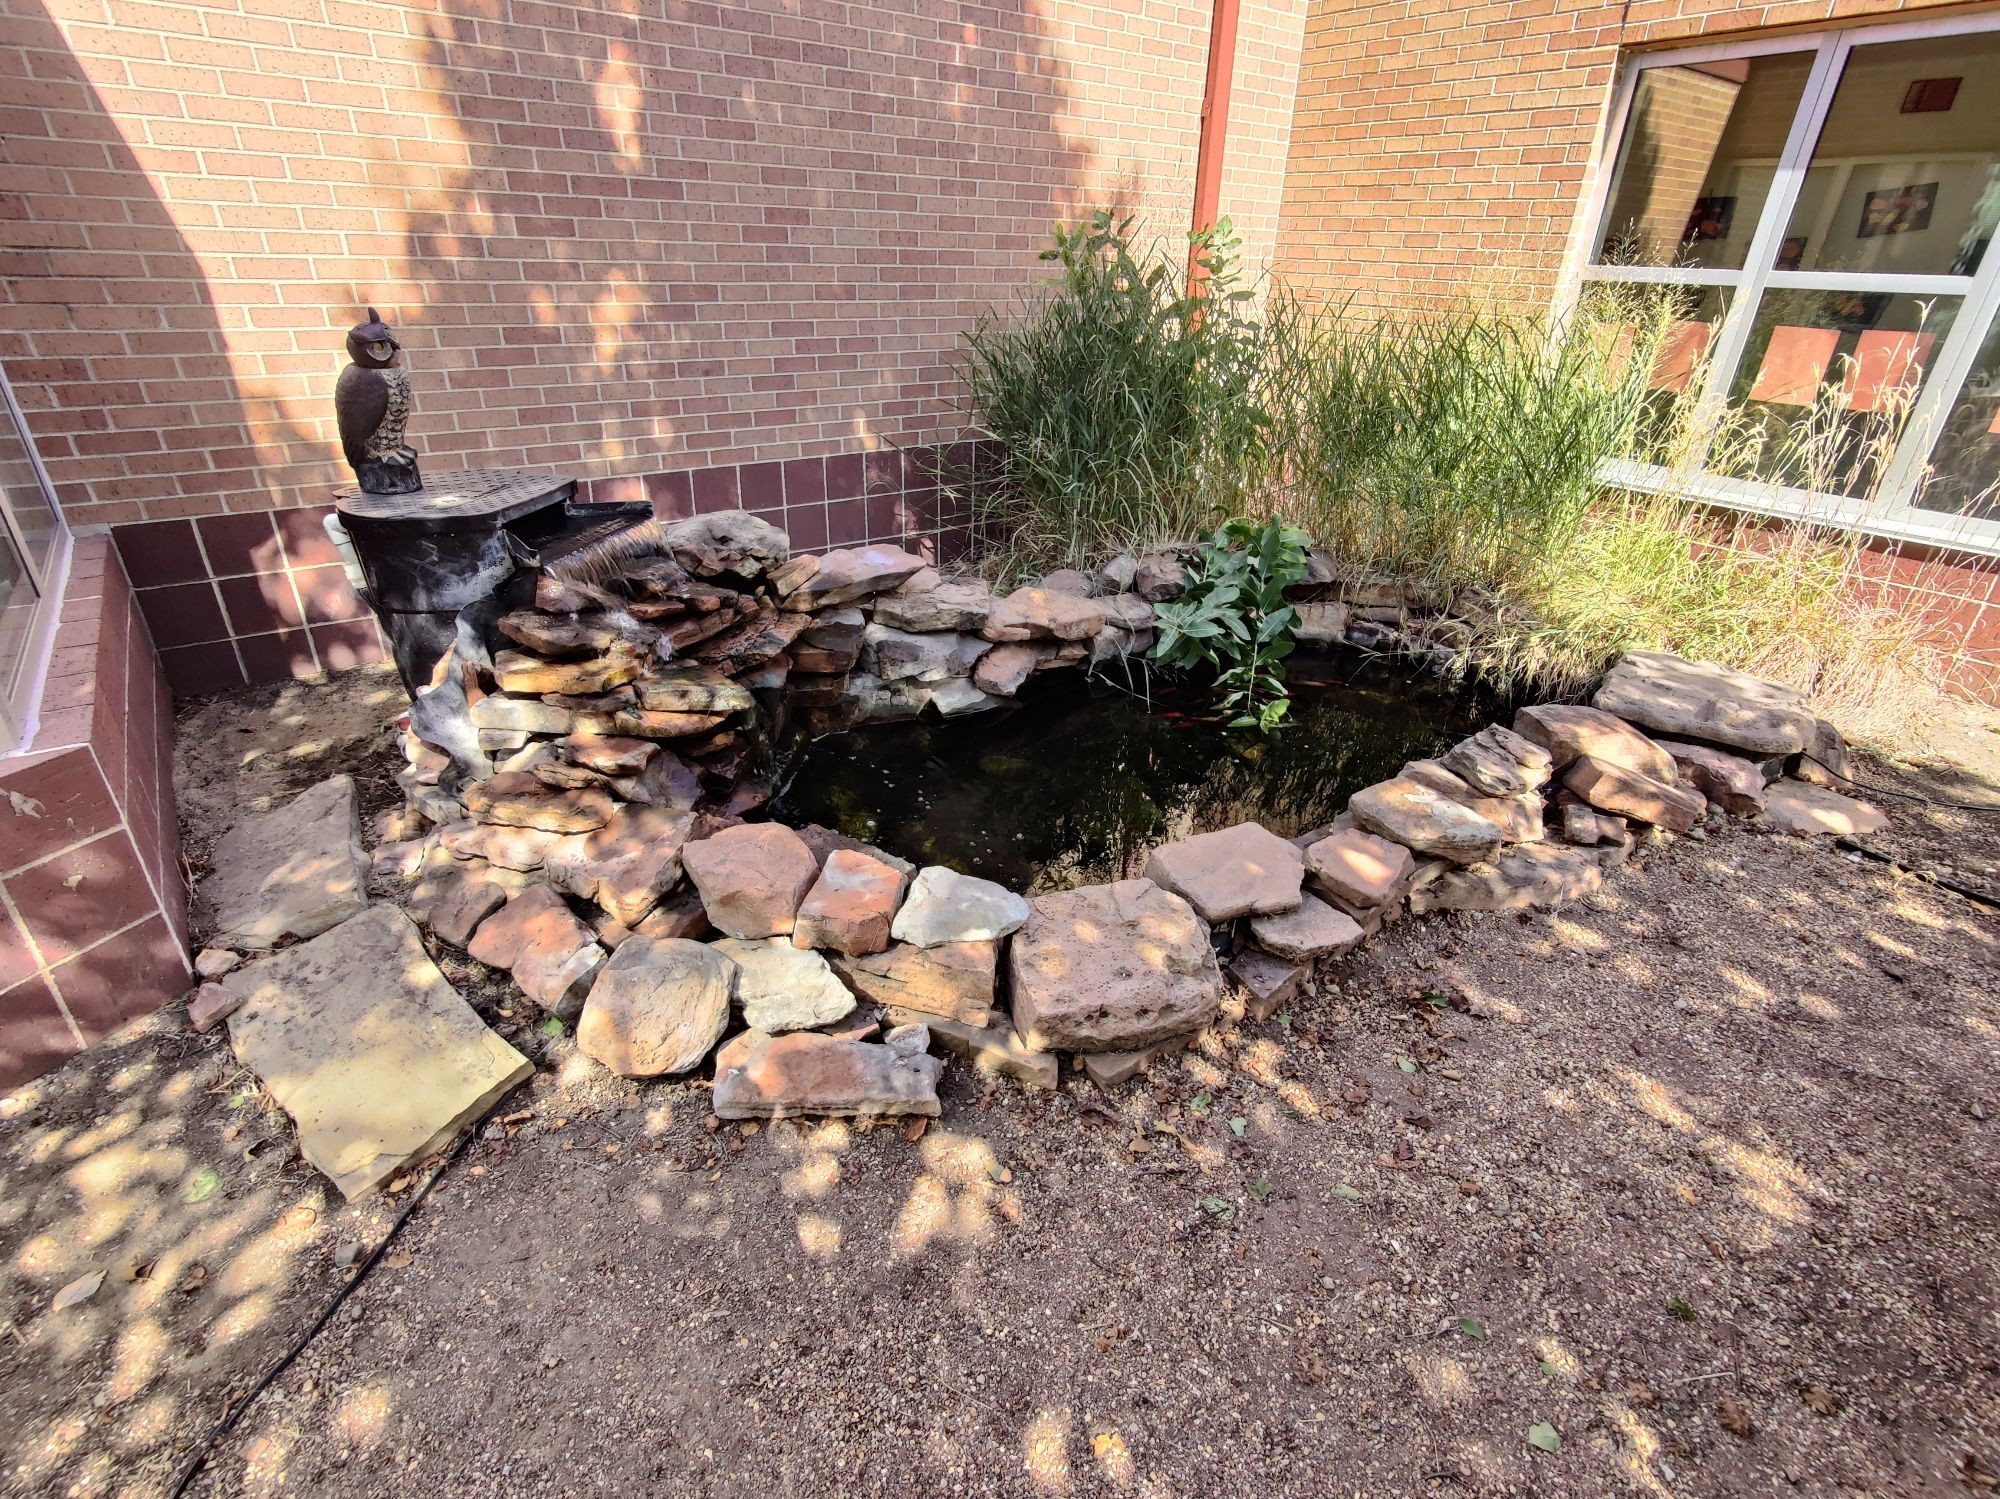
344,308,402,369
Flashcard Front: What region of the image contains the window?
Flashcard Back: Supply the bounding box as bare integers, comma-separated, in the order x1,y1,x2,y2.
0,367,73,752
1574,17,2000,550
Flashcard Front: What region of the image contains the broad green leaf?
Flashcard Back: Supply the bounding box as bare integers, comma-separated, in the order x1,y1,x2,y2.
1456,1317,1488,1341
183,1168,223,1205
1333,1183,1364,1202
1248,1176,1274,1201
1527,1423,1561,1453
1228,1116,1246,1138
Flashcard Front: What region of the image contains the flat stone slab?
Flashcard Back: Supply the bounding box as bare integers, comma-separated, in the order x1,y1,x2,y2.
980,586,1106,643
1763,780,1886,837
1142,821,1304,924
1513,703,1675,782
224,905,531,1200
712,1027,942,1120
1658,739,1767,817
1349,776,1505,864
1249,893,1366,961
917,1014,1059,1089
208,774,370,949
792,848,907,957
467,884,605,1019
543,804,693,927
683,823,820,938
1304,828,1416,911
1082,1031,1198,1089
577,937,737,1076
1593,649,1817,757
1228,948,1304,1021
785,544,928,608
1410,843,1604,915
890,866,1029,947
713,937,856,1032
1564,755,1705,834
872,579,995,633
462,771,614,833
1442,724,1553,795
1010,878,1223,1053
971,642,1041,696
833,939,998,1027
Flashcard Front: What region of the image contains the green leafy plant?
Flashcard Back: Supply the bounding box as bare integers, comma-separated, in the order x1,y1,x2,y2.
959,211,1270,572
1150,517,1311,732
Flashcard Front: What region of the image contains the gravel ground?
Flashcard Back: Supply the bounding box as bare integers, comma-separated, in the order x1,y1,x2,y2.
0,673,1995,1498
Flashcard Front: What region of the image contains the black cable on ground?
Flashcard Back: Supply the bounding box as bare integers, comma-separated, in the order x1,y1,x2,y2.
1800,753,2000,814
1835,836,1998,912
167,1089,520,1498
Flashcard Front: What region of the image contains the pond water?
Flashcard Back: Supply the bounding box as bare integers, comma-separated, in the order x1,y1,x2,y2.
771,650,1503,892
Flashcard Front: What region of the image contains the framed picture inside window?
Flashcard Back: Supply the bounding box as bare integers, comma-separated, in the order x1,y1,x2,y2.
1857,182,1938,239
1684,196,1736,242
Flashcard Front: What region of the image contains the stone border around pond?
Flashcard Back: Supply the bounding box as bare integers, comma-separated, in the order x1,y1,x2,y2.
185,510,1889,1198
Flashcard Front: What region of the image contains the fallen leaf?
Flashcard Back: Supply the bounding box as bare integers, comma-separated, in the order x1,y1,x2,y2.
1455,1316,1487,1341
1526,1422,1561,1453
1802,1385,1839,1416
383,1249,414,1270
51,1270,106,1311
1228,1116,1247,1138
176,1264,207,1294
1625,1379,1659,1409
1199,1195,1235,1222
1539,1360,1563,1377
1666,1295,1696,1322
902,1117,928,1142
183,1168,223,1205
1248,1175,1273,1201
1190,1092,1213,1117
1716,1397,1755,1439
1333,1184,1363,1202
282,1205,319,1230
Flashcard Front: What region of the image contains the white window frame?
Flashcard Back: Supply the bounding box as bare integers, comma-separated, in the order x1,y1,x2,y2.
0,367,75,754
1563,13,2000,556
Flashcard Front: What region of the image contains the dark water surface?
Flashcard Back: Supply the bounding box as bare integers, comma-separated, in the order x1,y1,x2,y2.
771,651,1501,892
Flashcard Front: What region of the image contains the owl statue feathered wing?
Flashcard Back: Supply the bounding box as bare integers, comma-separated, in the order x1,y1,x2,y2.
335,308,423,495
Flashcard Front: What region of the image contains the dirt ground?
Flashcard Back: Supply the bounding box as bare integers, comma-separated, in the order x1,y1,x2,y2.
0,670,1996,1498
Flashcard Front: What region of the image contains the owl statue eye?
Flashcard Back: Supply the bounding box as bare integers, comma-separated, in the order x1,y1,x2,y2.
369,340,394,361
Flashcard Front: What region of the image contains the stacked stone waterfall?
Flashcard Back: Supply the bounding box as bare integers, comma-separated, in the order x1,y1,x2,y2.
357,508,1886,1127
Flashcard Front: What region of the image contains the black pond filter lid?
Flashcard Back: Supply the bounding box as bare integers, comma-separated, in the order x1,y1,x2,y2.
333,467,576,535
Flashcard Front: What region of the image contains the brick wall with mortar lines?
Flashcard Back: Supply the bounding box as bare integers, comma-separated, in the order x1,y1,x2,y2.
0,0,1305,537
0,536,189,1090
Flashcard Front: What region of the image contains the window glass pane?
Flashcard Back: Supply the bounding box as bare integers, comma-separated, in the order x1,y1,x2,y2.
1594,53,1814,269
1723,289,1959,497
0,520,37,711
1578,282,1733,464
0,392,60,579
1918,310,2000,520
1776,34,2000,276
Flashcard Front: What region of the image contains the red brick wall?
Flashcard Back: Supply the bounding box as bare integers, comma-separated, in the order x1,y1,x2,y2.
0,536,188,1089
0,0,1308,533
1269,0,1982,313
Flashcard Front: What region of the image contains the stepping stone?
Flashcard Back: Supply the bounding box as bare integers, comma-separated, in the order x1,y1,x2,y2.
1143,821,1304,924
1348,776,1505,864
683,823,820,938
1304,828,1416,911
833,940,998,1027
462,772,614,833
224,905,531,1200
1593,649,1817,757
792,849,908,957
910,1014,1058,1090
207,774,370,950
785,544,929,607
577,937,737,1076
980,586,1106,643
1010,879,1223,1053
1563,755,1705,834
1763,780,1886,837
1512,703,1675,782
1249,893,1366,961
543,805,694,927
1083,1031,1199,1089
711,1027,942,1120
712,937,856,1032
1658,739,1767,816
1228,948,1304,1021
1409,843,1604,915
1442,724,1553,795
872,579,996,633
890,866,1030,948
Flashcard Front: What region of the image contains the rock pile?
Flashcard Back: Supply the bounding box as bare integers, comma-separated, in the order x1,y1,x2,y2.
207,508,1895,1190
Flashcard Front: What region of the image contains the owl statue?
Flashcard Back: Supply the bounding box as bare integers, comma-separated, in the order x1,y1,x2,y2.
335,308,422,495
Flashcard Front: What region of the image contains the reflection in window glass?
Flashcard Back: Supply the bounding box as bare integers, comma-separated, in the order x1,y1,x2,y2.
0,394,59,577
1578,283,1732,465
1724,290,1959,496
0,521,36,710
1594,53,1813,269
1919,311,2000,520
1777,34,2000,276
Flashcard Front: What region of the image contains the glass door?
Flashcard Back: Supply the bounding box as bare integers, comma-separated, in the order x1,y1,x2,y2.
0,367,73,752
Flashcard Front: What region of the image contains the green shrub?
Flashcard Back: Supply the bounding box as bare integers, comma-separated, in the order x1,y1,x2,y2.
959,212,1269,573
1150,518,1311,733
